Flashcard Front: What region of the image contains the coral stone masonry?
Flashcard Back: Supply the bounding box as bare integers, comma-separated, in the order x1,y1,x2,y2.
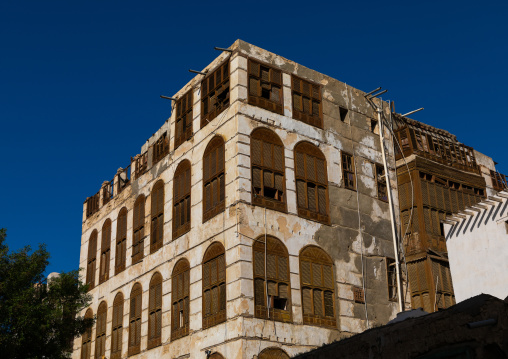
75,40,405,359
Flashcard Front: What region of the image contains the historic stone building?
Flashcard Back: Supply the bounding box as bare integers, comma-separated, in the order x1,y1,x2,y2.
74,40,405,359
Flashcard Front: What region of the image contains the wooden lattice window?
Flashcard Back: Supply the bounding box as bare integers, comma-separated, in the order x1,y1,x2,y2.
253,235,291,323
173,160,191,239
386,258,397,302
171,259,190,341
294,142,329,224
153,132,169,165
203,136,225,223
431,259,455,310
115,208,127,275
150,180,164,254
148,272,162,349
86,230,97,291
132,152,148,180
341,152,356,190
95,301,107,359
99,219,111,284
248,59,283,115
376,164,388,202
251,128,286,212
300,246,336,327
128,283,142,356
292,76,322,128
132,195,145,264
80,309,93,359
111,292,124,359
202,242,226,329
86,193,100,218
353,286,365,303
258,347,290,359
175,90,193,150
201,59,230,128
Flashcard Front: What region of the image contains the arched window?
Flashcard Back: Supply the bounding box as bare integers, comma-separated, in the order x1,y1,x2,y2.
150,180,165,253
209,353,225,359
86,230,97,290
202,242,226,329
128,283,142,356
203,136,225,222
250,128,286,212
258,347,290,359
300,246,336,327
132,195,145,264
253,235,291,323
80,309,93,359
171,259,190,340
115,208,128,275
95,301,107,359
294,142,329,224
111,292,124,359
173,160,191,239
175,90,193,149
148,272,163,349
99,220,111,284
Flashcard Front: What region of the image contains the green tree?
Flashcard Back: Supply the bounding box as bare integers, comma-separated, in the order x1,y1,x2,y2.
0,228,94,359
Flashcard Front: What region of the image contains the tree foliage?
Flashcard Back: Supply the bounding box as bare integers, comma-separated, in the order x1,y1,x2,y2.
0,228,94,359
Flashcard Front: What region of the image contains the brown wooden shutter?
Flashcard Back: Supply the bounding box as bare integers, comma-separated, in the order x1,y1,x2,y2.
203,137,226,222
86,231,97,290
95,302,107,359
291,75,323,128
111,293,123,359
173,161,191,238
148,273,162,349
171,259,190,340
150,180,164,254
247,59,283,115
81,309,93,359
132,195,145,264
99,220,111,284
115,208,127,274
128,284,142,356
175,90,194,149
201,59,230,128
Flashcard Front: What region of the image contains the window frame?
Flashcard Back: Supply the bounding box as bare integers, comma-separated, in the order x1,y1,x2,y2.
171,259,190,341
201,58,230,128
375,163,388,202
386,258,397,302
99,219,111,284
258,347,290,359
294,142,330,224
202,136,226,223
147,272,163,349
341,151,356,191
150,180,165,254
173,160,192,239
152,132,169,165
247,58,283,115
95,301,107,359
202,242,226,329
291,75,323,128
80,309,93,359
86,230,97,291
115,207,128,275
174,90,194,150
132,195,145,264
128,283,142,356
111,292,124,359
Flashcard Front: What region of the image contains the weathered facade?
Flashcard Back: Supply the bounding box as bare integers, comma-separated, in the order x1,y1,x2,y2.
392,114,502,313
74,40,405,359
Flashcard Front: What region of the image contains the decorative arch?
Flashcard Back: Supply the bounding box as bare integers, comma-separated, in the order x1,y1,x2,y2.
111,292,124,359
99,219,111,284
173,160,192,239
95,301,107,359
148,272,163,349
171,258,190,340
299,245,336,327
86,230,98,290
294,141,330,224
132,195,145,264
250,127,286,212
128,283,142,356
209,353,225,359
80,308,93,359
203,136,226,222
150,180,165,253
258,347,290,359
252,235,291,323
115,207,128,274
202,242,226,329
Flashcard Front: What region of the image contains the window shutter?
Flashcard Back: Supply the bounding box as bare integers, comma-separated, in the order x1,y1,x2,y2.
313,289,323,316
302,288,312,314
278,256,288,281
254,251,265,276
267,253,277,279
301,260,311,285
324,291,334,317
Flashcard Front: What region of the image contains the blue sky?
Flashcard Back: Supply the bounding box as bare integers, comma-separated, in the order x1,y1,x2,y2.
1,1,506,276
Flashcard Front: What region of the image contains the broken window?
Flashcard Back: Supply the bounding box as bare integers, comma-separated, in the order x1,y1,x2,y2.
253,235,292,323
292,75,322,128
175,90,193,150
300,246,336,327
386,258,397,302
201,59,230,128
95,301,107,359
102,181,113,205
80,309,93,359
152,132,169,165
128,284,142,356
110,293,123,359
341,152,356,190
99,219,111,284
132,152,148,180
339,107,349,123
353,286,365,303
248,59,283,115
202,242,226,329
173,160,191,239
86,230,97,291
132,195,145,264
294,142,329,224
171,259,190,340
86,192,100,218
251,128,286,212
150,180,164,253
203,136,225,223
115,208,127,275
491,170,508,191
370,119,378,134
376,164,388,202
148,273,162,349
